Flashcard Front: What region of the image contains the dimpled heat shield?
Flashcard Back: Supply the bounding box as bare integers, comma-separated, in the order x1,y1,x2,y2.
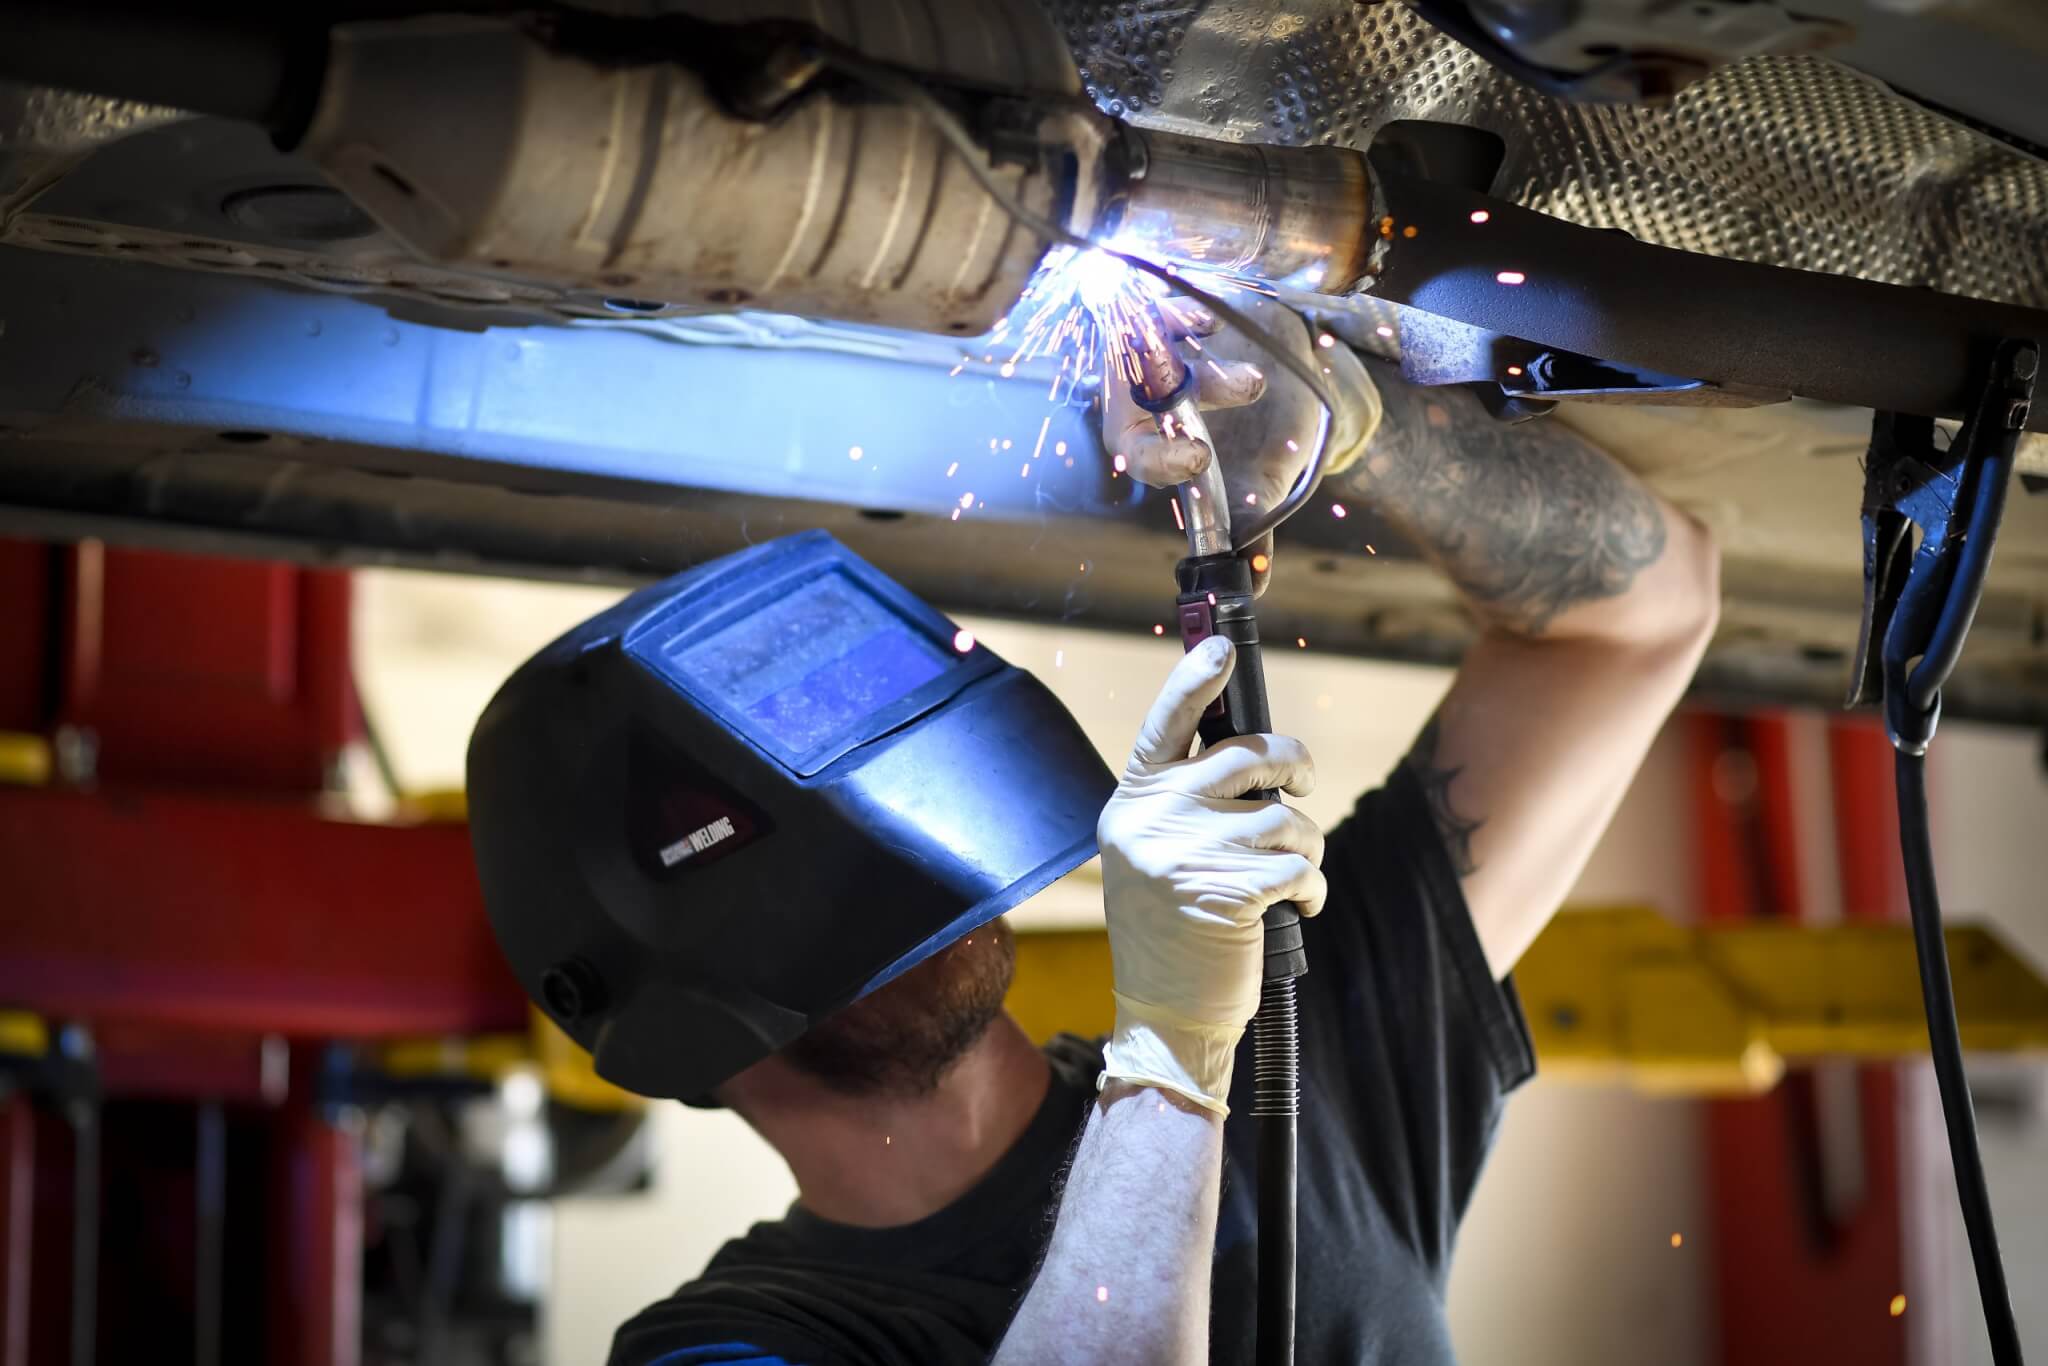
1049,0,2048,310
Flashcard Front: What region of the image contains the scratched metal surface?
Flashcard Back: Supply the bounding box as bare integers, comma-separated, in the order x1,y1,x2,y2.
1047,0,2048,309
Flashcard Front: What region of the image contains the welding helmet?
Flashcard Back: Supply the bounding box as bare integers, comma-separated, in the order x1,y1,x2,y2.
467,531,1113,1102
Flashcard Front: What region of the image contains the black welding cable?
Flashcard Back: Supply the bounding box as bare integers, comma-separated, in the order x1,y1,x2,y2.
1895,748,2024,1364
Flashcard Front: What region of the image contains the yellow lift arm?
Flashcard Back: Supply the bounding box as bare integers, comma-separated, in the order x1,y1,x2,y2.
1002,907,2048,1096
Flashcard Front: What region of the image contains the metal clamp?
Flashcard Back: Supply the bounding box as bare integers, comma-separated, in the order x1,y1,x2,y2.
1847,340,2039,753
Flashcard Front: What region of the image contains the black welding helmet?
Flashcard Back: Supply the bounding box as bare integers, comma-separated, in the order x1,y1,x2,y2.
466,530,1113,1102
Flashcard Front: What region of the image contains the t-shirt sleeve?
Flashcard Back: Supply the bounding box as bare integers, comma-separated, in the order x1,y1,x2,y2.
1296,762,1536,1274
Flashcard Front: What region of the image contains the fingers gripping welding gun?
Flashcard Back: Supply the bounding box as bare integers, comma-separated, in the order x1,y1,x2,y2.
1127,312,1308,1366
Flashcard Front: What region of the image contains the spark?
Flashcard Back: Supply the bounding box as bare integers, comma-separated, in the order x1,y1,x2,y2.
1250,552,1270,573
948,360,966,377
885,1135,892,1145
1331,503,1348,518
1506,365,1524,377
1495,270,1527,286
999,361,1016,378
1317,333,1336,349
1021,464,1031,477
1375,324,1394,338
953,629,976,653
950,508,961,521
1031,414,1051,461
1055,440,1068,457
959,491,975,508
848,445,863,461
1470,209,1491,224
1889,1294,1906,1318
1152,624,1165,636
1001,438,1013,450
1296,637,1308,648
1055,649,1065,668
1402,225,1418,238
1285,439,1299,452
1366,544,1377,554
1245,492,1258,505
945,461,959,477
1096,1286,1110,1304
1113,453,1128,474
1170,498,1186,531
1670,1233,1683,1249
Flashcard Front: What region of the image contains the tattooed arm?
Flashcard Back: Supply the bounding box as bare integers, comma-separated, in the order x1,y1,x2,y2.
1349,370,1719,976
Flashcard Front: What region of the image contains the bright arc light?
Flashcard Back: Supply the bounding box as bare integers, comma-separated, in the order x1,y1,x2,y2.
1069,248,1142,313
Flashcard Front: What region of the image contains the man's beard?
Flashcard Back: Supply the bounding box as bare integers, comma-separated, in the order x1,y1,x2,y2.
783,917,1017,1100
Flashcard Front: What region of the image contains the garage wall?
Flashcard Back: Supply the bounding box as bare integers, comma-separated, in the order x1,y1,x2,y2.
353,570,1712,1366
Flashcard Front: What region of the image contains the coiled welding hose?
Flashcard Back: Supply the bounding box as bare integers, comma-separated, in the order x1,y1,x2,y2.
1881,340,2032,1365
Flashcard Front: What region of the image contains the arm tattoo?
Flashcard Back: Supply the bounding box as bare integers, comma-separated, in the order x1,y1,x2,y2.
1344,371,1667,634
1402,715,1483,878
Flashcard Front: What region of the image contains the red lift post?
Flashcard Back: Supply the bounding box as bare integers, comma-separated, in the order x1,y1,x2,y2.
0,538,527,1366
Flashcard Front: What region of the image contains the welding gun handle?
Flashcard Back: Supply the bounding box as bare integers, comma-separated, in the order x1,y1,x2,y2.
1176,553,1308,984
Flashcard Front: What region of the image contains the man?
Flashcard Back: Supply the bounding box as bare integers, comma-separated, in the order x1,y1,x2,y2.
611,312,1719,1365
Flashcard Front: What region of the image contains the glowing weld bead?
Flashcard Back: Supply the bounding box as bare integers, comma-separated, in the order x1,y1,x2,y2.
952,629,976,653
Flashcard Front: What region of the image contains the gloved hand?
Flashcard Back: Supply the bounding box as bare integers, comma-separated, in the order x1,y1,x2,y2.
1096,636,1328,1114
1101,294,1383,596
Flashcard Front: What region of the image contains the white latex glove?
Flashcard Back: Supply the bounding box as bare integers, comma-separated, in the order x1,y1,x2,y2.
1102,295,1383,596
1096,637,1328,1114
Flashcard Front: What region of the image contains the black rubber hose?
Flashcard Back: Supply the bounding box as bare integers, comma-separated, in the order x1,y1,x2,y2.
1894,749,2024,1364
1251,978,1300,1366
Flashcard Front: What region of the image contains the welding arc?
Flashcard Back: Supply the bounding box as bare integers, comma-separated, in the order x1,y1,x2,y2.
813,43,1339,551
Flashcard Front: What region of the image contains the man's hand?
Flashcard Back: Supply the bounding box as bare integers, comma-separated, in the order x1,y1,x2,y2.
1101,295,1382,594
996,641,1324,1366
1096,636,1327,1114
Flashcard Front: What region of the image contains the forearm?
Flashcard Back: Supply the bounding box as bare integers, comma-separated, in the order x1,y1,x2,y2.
1345,365,1717,647
993,1082,1222,1366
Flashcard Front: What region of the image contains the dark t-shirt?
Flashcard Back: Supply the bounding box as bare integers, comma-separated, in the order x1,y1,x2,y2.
611,766,1535,1365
